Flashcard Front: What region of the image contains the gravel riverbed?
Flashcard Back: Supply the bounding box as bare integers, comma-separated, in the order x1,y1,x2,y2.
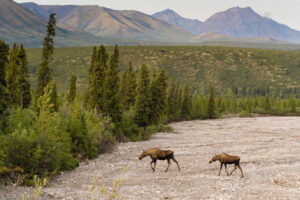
1,117,300,200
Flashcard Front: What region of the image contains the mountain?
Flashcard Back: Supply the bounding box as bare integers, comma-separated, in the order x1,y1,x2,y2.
197,7,300,43
0,0,134,47
152,9,203,34
21,3,194,42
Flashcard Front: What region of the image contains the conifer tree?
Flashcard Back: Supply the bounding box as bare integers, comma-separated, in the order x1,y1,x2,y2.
88,45,108,111
36,13,56,98
113,45,119,67
119,71,128,110
167,79,176,118
207,86,216,119
125,61,137,110
181,84,191,119
103,55,121,123
50,81,58,112
87,46,97,109
18,44,31,108
68,74,77,103
134,64,151,128
0,40,9,130
149,69,168,124
6,43,20,106
175,82,182,118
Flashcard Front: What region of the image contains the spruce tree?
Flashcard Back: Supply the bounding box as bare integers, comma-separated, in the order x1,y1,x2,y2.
149,69,168,124
134,64,151,128
119,71,128,110
167,79,176,119
125,61,137,110
88,45,108,111
87,46,97,109
68,74,77,103
50,81,58,112
6,43,20,106
0,40,9,130
36,13,56,98
113,45,119,67
181,84,191,119
103,55,121,123
207,86,216,119
18,44,31,108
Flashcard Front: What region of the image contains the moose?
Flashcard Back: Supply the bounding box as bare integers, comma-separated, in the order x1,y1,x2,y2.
209,153,244,178
139,148,180,172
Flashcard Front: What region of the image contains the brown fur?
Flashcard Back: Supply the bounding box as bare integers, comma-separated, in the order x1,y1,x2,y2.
139,148,180,172
209,153,244,178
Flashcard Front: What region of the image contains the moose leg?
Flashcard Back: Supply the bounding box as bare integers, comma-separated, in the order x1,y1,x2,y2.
171,157,180,171
150,160,154,172
165,159,171,172
153,160,157,172
230,165,237,175
237,165,244,178
218,163,223,176
224,164,229,176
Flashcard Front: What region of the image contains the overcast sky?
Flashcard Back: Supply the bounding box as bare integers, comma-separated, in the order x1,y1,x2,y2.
15,0,300,30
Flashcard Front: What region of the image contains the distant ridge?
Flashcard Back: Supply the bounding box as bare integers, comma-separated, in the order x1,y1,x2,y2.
0,0,128,47
153,7,300,43
21,2,194,43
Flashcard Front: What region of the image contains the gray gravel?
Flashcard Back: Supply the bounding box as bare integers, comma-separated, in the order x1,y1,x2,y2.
1,117,300,200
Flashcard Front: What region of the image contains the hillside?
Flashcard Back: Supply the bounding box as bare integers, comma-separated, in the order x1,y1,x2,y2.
152,9,203,34
21,3,194,42
0,0,132,47
25,46,300,93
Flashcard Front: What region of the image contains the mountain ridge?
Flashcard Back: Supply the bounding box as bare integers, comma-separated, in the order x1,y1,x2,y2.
153,7,300,43
21,2,194,42
0,0,131,47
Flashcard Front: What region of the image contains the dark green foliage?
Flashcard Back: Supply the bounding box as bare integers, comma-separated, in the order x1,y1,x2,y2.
181,84,191,119
207,86,216,119
88,45,107,111
18,44,31,108
119,71,128,110
50,81,59,112
68,74,77,103
125,62,137,110
134,64,151,128
167,79,177,119
0,40,9,131
113,45,119,67
6,43,20,107
36,14,56,98
103,55,121,123
149,69,168,124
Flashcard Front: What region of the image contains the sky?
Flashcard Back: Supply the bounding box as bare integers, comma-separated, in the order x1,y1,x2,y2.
15,0,300,30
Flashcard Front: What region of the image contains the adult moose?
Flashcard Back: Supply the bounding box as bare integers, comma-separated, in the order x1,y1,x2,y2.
209,153,244,178
139,148,180,172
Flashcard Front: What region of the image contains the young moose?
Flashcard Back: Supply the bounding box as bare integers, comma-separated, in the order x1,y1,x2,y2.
209,153,244,178
139,148,180,172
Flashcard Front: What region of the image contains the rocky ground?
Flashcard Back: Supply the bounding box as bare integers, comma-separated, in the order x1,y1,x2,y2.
1,117,300,200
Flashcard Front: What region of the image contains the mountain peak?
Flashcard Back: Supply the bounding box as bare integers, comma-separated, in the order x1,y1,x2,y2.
153,8,181,18
152,9,202,34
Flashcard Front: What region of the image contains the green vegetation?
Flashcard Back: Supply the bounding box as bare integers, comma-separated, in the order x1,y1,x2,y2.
25,46,300,96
